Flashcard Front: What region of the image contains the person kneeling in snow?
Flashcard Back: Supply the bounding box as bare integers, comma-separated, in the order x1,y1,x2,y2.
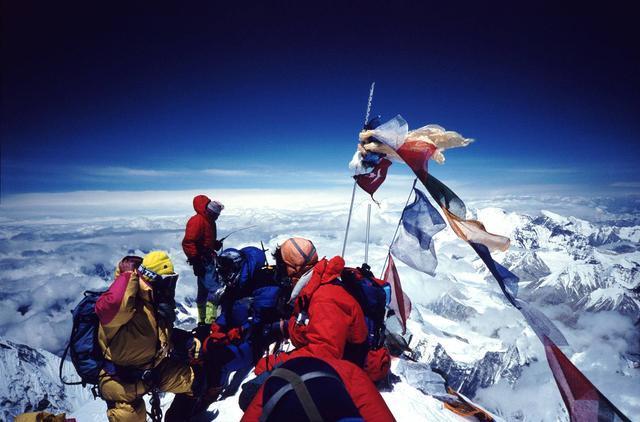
243,252,393,419
250,254,366,372
95,252,204,422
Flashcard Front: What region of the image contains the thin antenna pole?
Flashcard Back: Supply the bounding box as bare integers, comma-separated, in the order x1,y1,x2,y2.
363,82,375,127
380,178,417,278
341,181,358,257
342,82,376,258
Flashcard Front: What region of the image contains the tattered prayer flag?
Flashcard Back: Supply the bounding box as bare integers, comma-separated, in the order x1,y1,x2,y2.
426,175,510,252
470,241,569,346
516,299,568,347
396,139,437,184
391,188,446,276
365,115,437,184
365,117,509,252
358,115,472,167
407,124,474,164
383,254,411,334
423,172,467,219
447,210,510,252
353,158,392,202
543,336,631,422
469,242,520,306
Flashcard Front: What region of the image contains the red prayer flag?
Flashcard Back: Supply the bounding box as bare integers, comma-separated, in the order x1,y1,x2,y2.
542,336,631,422
396,139,437,185
353,158,392,202
383,254,411,334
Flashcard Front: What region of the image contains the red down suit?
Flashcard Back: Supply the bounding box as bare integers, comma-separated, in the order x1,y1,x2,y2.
182,194,219,263
255,256,368,373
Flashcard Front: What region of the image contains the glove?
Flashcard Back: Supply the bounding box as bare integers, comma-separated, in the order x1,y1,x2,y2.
227,327,242,344
213,240,223,251
203,323,228,351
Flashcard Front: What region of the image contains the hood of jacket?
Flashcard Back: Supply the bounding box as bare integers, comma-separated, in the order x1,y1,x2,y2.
297,256,345,304
193,194,211,216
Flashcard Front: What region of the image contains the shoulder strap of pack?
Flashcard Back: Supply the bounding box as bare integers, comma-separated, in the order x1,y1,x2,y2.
260,368,342,422
59,295,85,386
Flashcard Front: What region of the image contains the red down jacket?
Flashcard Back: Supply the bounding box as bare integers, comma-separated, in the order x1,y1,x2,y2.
255,256,368,373
182,195,219,263
242,352,395,422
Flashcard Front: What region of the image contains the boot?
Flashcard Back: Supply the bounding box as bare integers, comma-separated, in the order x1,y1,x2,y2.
197,303,207,324
205,301,218,324
190,386,223,416
165,393,198,422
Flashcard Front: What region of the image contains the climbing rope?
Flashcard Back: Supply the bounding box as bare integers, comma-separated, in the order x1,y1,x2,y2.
148,387,163,422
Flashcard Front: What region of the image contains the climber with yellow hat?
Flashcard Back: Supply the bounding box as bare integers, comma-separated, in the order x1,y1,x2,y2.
95,251,204,422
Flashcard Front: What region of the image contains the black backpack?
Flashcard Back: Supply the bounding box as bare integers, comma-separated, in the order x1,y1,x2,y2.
259,357,363,422
59,290,106,392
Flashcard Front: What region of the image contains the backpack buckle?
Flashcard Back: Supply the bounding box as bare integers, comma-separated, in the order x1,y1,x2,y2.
295,311,309,326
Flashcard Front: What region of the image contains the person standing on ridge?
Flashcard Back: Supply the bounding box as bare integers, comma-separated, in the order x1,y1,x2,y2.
182,194,224,327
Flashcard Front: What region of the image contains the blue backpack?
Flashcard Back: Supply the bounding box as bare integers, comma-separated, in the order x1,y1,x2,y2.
340,266,391,350
59,290,106,390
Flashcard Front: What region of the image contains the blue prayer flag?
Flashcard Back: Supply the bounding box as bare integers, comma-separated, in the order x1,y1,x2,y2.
391,189,446,276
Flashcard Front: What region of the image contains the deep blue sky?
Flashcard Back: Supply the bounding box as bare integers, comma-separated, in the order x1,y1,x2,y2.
2,2,639,195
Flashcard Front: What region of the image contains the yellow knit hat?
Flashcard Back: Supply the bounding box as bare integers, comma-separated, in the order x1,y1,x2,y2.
139,251,175,280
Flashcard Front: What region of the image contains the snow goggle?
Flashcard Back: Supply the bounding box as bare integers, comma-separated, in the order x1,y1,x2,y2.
138,265,179,286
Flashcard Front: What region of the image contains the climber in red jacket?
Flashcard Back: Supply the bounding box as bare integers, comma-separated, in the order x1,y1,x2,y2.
182,194,224,325
254,255,369,373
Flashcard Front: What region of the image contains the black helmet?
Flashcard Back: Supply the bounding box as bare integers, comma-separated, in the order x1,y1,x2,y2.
217,249,243,286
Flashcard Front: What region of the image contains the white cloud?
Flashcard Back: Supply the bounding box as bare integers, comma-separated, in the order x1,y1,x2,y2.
610,181,640,188
86,166,183,177
507,167,580,174
201,168,254,176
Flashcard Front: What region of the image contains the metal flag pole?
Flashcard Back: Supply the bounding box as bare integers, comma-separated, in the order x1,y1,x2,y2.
364,203,371,264
341,81,376,258
380,177,417,278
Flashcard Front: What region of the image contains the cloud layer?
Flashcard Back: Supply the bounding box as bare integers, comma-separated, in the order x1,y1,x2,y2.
1,188,638,420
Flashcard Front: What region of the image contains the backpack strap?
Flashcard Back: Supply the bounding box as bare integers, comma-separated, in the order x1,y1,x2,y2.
59,328,82,385
260,368,341,422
